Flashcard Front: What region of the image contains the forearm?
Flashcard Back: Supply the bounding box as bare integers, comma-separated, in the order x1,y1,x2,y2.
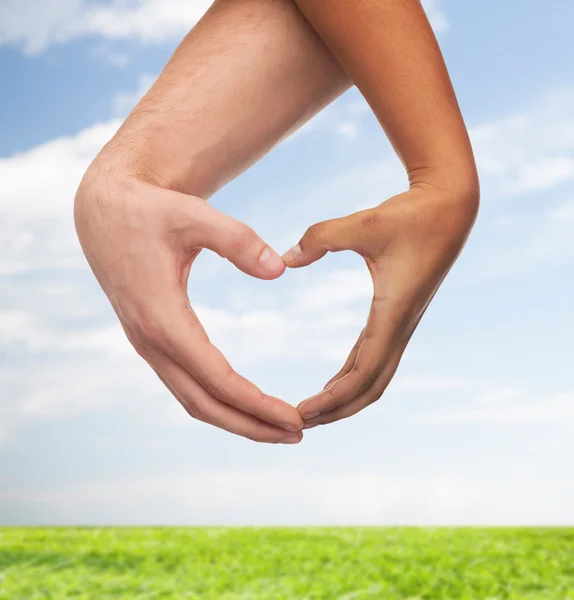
293,0,479,201
95,0,350,199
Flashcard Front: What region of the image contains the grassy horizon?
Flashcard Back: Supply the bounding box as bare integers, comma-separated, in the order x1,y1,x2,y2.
1,527,573,598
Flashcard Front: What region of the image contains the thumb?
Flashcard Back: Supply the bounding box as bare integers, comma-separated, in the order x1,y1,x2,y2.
282,212,364,268
196,203,285,280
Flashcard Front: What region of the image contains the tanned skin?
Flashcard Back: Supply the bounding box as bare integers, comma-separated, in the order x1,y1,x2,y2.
286,0,479,427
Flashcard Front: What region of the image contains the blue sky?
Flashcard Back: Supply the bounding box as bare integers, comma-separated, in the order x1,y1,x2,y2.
1,0,574,526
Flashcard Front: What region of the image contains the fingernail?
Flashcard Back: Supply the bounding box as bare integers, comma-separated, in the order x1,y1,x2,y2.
258,247,284,271
302,411,320,420
303,423,319,430
280,423,302,433
282,244,302,264
281,434,302,445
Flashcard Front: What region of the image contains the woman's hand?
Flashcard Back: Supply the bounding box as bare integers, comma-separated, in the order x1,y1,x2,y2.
287,0,481,427
283,184,479,426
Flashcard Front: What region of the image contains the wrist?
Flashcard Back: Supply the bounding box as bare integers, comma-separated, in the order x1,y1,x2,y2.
94,129,207,198
404,167,480,242
408,162,480,212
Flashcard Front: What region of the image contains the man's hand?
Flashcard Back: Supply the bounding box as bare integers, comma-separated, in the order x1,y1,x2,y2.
73,0,350,442
284,185,478,426
75,166,305,443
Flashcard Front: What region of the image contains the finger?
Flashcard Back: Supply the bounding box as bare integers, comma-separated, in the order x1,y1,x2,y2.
298,294,402,419
304,302,425,427
134,295,304,433
146,343,303,444
282,211,366,268
304,341,406,427
188,200,286,280
323,328,365,390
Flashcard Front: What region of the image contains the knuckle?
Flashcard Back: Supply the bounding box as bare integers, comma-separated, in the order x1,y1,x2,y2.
328,414,348,425
203,380,222,399
130,336,150,360
319,385,342,412
327,401,363,425
123,323,151,359
201,368,233,401
316,396,345,416
202,379,225,400
250,391,268,420
361,209,382,231
227,224,256,257
351,365,378,392
365,370,379,387
130,309,168,350
202,377,224,400
185,400,207,422
306,222,327,247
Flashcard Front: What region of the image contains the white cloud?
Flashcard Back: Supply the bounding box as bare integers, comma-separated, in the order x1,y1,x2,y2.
112,72,156,115
422,0,449,35
386,375,574,427
390,375,478,394
0,470,514,525
530,199,574,261
333,122,359,142
0,348,151,442
293,268,371,311
285,93,374,145
453,88,574,281
348,98,372,116
0,294,151,441
0,119,119,274
197,301,366,368
90,43,131,67
428,390,574,424
0,0,212,55
509,156,574,195
0,310,129,355
4,467,573,525
0,119,119,220
0,0,448,57
466,196,574,282
470,88,574,197
475,388,522,406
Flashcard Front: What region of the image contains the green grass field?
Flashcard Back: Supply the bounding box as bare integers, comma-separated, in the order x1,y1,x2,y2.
1,527,573,599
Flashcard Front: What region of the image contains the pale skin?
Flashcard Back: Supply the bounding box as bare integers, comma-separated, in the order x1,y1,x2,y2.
74,0,479,441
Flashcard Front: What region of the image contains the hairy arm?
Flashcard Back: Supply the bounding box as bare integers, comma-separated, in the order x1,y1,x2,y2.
100,0,350,199
75,0,350,443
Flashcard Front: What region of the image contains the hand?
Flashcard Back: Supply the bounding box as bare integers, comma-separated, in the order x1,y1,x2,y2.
74,165,304,443
283,184,478,427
